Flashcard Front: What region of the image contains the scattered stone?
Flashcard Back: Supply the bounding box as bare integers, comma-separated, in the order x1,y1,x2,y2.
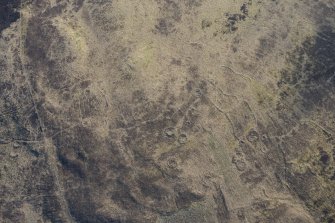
9,152,18,158
240,3,249,15
319,149,330,166
178,133,188,144
164,128,176,138
13,142,20,148
331,172,335,181
202,19,212,29
0,138,8,144
246,129,259,142
167,158,177,169
232,156,246,171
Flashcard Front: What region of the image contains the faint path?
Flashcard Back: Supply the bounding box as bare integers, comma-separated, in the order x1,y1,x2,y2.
19,3,75,222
